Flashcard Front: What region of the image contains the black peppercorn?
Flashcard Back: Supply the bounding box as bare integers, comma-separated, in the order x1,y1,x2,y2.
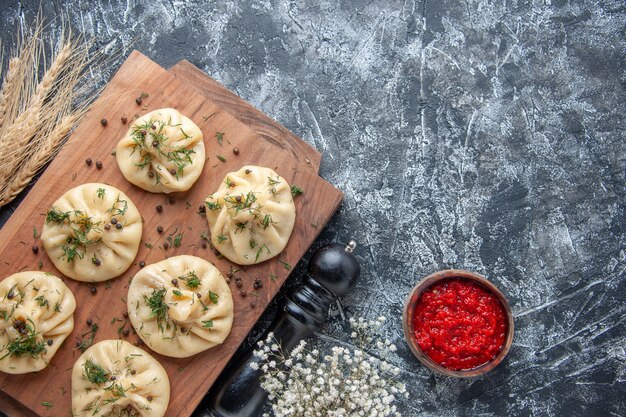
76,340,82,348
198,205,206,214
130,369,136,375
90,286,97,295
134,340,141,346
93,258,101,266
135,97,142,105
139,261,145,268
180,327,187,333
156,205,163,213
240,290,247,297
151,124,156,130
85,158,92,166
110,218,118,225
152,140,159,147
140,129,146,136
122,311,129,318
47,339,53,346
245,169,251,175
250,301,257,308
196,292,202,298
104,224,111,230
86,318,92,326
171,279,178,286
148,171,154,178
157,226,163,233
236,281,243,288
110,375,116,381
7,290,14,299
147,396,153,402
122,329,130,337
225,277,230,284
115,223,123,230
233,147,240,155
201,241,207,249
32,245,38,254
163,242,170,249
235,195,242,202
169,169,176,176
254,281,262,289
121,116,128,124
100,118,108,126
167,196,175,205
96,161,103,169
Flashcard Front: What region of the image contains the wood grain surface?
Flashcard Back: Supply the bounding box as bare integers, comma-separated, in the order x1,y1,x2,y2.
0,51,342,417
170,60,322,173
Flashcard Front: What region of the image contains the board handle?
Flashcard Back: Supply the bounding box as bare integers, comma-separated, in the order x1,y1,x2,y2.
198,241,360,417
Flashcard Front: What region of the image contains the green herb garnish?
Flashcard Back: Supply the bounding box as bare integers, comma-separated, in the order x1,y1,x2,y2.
77,324,99,353
83,358,109,384
202,320,214,328
255,244,270,262
260,214,275,230
34,295,49,310
180,271,201,289
144,288,169,333
291,185,303,197
0,319,46,360
205,201,221,211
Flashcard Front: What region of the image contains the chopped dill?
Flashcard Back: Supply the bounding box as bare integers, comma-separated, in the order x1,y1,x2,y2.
143,288,169,333
83,358,108,384
291,185,304,197
0,319,46,360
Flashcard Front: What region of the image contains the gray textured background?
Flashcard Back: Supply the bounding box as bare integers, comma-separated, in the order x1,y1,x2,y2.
1,0,625,416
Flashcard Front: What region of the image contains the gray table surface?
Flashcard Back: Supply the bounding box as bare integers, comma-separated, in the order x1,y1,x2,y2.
1,1,625,416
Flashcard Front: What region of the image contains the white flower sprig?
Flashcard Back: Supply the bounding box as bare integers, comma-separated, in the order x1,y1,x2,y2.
252,316,407,417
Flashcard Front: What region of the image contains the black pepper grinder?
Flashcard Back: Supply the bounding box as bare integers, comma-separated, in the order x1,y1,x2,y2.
199,240,360,417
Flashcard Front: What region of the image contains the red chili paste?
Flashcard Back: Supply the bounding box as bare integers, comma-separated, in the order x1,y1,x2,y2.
413,278,507,371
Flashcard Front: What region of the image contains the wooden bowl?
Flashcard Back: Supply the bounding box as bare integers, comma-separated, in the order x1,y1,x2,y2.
402,269,514,377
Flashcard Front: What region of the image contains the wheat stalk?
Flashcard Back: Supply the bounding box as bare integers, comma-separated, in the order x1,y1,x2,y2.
0,42,72,177
0,115,77,206
0,16,109,207
0,19,43,135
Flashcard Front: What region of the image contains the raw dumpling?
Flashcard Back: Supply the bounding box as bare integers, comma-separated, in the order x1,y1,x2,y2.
41,183,142,282
127,255,233,358
71,340,170,417
116,108,205,193
0,271,76,374
204,165,296,265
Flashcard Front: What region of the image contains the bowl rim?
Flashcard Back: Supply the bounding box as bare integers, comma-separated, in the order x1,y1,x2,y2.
402,269,515,378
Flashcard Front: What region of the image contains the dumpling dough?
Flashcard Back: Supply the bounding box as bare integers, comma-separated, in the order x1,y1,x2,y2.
205,165,296,265
71,340,170,417
116,108,205,193
127,256,233,358
41,183,142,282
0,271,76,374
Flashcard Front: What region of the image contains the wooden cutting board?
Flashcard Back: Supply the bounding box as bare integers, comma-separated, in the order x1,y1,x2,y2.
0,50,342,417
